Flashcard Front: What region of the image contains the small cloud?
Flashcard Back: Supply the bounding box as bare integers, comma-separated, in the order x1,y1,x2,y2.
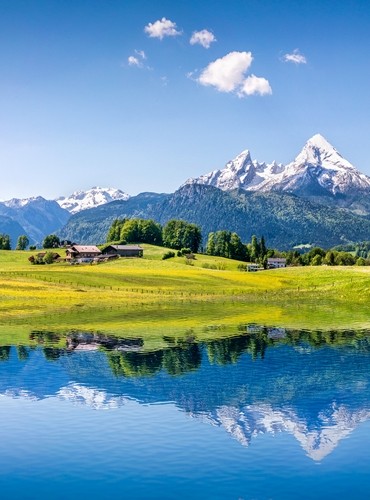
135,49,146,60
190,29,216,49
238,75,272,96
127,50,147,68
160,76,168,86
128,55,141,67
144,17,181,40
198,51,253,93
283,49,307,64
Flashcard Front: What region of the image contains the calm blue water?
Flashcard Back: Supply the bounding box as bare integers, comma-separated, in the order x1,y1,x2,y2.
0,327,369,499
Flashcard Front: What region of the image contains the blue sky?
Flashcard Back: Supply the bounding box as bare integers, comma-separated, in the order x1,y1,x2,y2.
1,0,370,199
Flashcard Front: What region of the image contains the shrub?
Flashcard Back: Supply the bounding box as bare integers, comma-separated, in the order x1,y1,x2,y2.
237,263,248,271
162,251,176,260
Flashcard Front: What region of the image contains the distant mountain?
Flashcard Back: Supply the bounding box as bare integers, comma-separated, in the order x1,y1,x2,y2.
58,192,170,244
1,197,70,245
0,215,28,247
56,187,130,214
58,184,370,249
184,134,370,213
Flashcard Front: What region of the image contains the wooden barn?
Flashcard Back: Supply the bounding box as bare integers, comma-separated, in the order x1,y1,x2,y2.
102,244,143,258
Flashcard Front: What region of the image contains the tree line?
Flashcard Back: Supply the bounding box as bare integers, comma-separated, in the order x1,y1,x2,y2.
106,218,202,253
105,218,370,267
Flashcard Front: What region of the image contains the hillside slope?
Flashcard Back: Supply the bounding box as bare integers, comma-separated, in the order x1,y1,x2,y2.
59,184,370,249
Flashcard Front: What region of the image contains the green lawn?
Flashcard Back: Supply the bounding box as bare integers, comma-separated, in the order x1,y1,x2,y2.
1,245,370,341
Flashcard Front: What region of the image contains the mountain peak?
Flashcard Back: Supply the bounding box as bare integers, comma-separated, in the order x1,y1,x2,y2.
183,134,370,197
56,187,130,214
306,134,335,151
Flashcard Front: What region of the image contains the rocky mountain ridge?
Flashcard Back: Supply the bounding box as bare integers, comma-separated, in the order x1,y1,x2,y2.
56,186,130,214
184,134,370,208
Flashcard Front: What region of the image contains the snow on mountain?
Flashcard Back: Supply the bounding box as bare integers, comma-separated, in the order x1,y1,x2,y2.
193,402,370,462
3,196,46,209
184,134,370,197
56,187,130,214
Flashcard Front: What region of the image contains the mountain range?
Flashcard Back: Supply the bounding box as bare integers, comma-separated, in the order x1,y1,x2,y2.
3,134,370,248
56,186,130,214
184,134,370,213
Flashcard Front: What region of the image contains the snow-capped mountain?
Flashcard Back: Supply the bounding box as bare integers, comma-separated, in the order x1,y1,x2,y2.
0,196,70,245
56,187,130,214
184,134,370,198
194,402,370,462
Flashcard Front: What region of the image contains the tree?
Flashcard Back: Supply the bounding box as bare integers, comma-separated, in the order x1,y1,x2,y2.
311,254,323,266
106,218,126,242
323,250,336,266
0,234,11,250
260,235,267,258
43,251,56,264
356,257,367,266
16,235,29,250
206,232,215,255
43,234,60,249
250,235,260,262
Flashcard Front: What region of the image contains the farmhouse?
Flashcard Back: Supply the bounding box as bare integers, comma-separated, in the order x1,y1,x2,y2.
66,245,101,260
102,244,143,258
267,257,287,269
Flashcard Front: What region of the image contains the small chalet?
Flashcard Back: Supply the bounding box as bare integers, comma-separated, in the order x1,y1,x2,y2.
267,257,287,269
102,244,143,258
66,245,101,260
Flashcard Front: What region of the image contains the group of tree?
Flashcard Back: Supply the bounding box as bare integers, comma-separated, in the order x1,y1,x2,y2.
29,251,60,265
162,220,201,253
43,234,61,249
206,232,268,264
107,218,163,246
106,218,202,253
283,247,368,267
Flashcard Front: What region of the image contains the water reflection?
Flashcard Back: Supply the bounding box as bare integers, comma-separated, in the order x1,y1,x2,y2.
1,326,370,461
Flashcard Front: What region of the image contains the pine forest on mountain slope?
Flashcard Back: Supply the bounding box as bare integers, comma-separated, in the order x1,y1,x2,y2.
59,184,370,250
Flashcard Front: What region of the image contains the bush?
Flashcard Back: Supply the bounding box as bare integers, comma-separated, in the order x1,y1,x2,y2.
29,246,36,251
162,251,176,260
184,258,194,266
237,263,248,271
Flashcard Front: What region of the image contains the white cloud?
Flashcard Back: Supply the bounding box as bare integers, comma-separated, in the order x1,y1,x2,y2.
144,17,181,40
190,29,216,49
198,51,253,92
135,49,146,60
128,55,141,67
238,74,272,96
128,50,147,68
283,49,307,64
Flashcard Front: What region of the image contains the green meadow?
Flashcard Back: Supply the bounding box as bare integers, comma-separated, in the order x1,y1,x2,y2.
1,244,370,346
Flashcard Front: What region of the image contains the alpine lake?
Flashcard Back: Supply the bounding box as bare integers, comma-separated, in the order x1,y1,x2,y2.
1,298,370,500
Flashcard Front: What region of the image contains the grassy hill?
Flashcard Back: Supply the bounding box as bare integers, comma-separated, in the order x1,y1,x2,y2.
1,245,370,340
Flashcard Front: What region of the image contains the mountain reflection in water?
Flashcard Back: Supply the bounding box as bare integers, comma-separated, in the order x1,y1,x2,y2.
1,326,370,462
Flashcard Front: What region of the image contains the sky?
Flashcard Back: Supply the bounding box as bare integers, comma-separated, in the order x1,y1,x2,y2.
1,0,370,200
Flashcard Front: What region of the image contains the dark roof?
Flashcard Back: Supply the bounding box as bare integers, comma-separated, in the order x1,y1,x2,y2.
109,245,143,250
